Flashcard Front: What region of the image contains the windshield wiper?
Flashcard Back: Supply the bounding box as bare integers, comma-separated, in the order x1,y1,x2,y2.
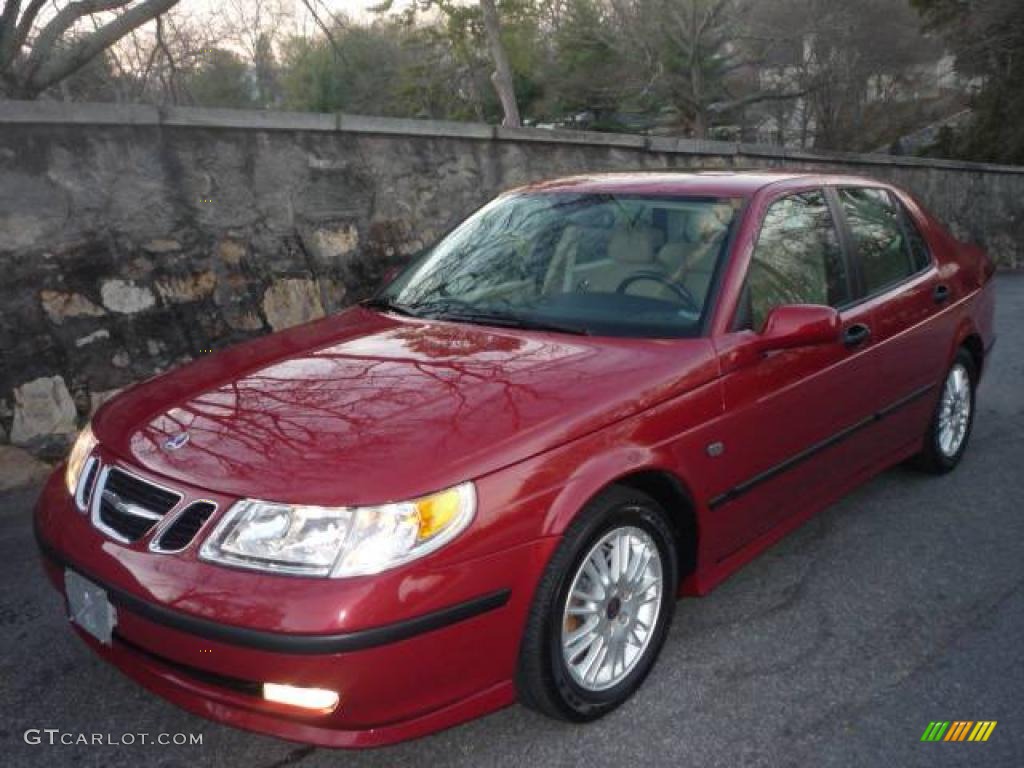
364,297,591,336
360,296,423,318
433,308,591,336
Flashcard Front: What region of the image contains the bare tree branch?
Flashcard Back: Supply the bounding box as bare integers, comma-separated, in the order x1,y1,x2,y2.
708,87,809,114
24,0,134,80
300,0,346,63
0,1,23,66
23,0,178,95
153,11,177,103
1,0,48,70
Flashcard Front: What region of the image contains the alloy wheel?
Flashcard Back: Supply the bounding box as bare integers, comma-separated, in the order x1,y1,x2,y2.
937,363,972,458
560,524,664,692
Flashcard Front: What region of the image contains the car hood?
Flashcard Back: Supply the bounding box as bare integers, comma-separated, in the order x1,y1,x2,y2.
94,308,717,506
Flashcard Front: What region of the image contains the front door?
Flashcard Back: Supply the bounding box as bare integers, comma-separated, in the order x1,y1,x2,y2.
705,188,878,560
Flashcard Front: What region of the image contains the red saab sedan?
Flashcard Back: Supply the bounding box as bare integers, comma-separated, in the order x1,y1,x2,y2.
35,172,995,747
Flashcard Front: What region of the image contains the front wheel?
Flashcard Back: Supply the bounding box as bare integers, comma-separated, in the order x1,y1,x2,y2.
913,348,977,474
516,486,678,721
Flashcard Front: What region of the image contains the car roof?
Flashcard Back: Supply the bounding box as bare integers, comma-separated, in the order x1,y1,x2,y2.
509,170,890,199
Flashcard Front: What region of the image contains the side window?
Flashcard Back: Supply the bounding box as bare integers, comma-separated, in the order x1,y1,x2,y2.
745,190,849,331
837,187,918,294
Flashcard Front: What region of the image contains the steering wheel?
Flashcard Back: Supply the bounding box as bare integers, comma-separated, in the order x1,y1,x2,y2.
616,271,700,312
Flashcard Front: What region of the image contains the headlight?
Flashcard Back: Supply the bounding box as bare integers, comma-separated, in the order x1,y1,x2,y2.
199,483,476,578
65,424,97,496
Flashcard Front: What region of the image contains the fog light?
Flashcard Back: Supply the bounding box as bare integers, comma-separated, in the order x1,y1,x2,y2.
262,683,339,712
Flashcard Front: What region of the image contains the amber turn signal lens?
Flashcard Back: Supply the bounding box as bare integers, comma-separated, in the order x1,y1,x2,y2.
415,488,463,541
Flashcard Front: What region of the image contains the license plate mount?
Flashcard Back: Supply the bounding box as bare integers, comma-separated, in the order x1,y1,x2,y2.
65,569,117,646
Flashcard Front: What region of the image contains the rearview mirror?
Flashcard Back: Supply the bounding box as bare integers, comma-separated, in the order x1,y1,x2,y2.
757,304,840,352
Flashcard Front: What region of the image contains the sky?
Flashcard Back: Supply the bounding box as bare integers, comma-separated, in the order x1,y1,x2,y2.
184,0,415,25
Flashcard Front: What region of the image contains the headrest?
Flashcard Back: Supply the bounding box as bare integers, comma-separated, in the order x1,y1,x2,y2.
685,206,735,243
608,227,658,265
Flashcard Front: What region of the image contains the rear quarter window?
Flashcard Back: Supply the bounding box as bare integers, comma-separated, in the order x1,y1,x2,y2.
895,199,933,272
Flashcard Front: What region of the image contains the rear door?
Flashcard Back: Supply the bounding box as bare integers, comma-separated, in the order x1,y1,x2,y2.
705,187,878,559
831,187,952,450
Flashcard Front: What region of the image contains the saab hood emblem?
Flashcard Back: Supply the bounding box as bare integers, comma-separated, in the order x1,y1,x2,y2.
164,432,190,451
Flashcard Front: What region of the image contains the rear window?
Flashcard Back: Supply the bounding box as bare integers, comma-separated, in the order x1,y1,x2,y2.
837,187,922,295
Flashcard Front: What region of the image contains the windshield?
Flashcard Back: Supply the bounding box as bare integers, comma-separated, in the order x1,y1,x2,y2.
379,192,743,338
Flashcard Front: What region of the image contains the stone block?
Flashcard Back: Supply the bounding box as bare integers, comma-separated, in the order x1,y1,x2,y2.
155,271,217,303
40,290,106,324
10,375,78,446
262,278,325,331
100,279,156,314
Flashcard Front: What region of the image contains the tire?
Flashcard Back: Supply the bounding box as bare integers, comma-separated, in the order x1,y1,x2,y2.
516,485,678,721
912,347,977,474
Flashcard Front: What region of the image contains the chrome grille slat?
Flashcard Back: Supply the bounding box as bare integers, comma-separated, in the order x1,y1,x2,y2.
101,490,164,521
104,470,180,511
90,466,183,543
74,456,100,512
152,501,217,552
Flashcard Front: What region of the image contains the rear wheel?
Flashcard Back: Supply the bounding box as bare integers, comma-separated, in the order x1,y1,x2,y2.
516,486,678,721
913,348,976,474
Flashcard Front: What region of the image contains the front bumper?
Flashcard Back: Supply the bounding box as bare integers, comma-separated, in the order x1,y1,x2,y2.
34,467,557,747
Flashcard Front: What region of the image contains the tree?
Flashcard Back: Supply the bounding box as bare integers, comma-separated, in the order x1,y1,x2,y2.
185,47,255,109
912,0,1024,164
479,0,521,125
543,0,625,123
216,0,291,107
391,16,492,121
280,21,413,115
579,0,807,139
747,0,943,150
374,0,526,126
0,0,180,99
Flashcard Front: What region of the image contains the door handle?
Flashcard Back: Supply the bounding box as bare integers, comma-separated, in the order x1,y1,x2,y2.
933,284,950,304
842,323,871,348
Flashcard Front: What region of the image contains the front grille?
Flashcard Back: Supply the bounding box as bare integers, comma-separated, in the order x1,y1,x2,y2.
153,502,217,552
105,468,180,511
92,467,182,543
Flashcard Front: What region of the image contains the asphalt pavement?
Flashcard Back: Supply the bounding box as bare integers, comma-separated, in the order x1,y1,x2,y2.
2,276,1022,768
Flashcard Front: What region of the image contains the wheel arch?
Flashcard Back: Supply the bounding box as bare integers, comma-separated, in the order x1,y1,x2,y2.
544,464,701,586
614,470,700,583
960,332,984,377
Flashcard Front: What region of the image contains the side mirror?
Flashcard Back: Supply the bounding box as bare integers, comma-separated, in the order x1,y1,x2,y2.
757,304,840,353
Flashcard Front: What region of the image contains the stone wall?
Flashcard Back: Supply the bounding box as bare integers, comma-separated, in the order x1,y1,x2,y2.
1,101,1022,458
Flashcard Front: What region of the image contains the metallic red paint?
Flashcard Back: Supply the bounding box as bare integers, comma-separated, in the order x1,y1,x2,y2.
34,172,996,747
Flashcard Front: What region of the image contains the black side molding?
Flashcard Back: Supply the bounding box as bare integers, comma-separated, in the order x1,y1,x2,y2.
36,532,510,655
709,382,936,511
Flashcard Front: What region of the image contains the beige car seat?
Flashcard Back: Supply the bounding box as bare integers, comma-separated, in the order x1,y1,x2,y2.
656,237,721,305
545,225,676,300
655,205,735,305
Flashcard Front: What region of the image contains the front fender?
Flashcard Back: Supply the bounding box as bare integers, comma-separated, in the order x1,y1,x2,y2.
542,447,679,537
